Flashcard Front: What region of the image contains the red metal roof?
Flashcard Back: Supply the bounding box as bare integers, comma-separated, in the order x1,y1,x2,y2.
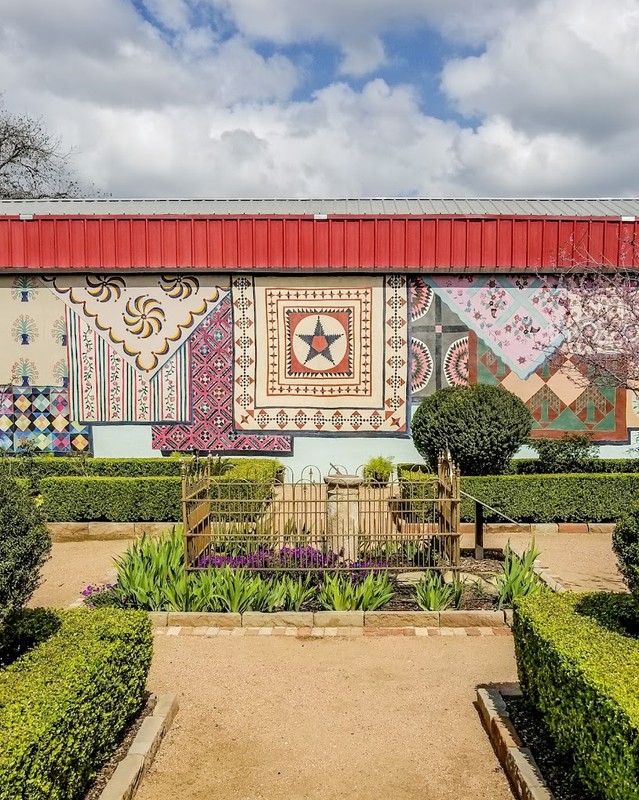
0,214,637,272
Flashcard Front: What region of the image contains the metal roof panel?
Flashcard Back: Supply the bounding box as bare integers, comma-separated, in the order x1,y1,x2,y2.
1,197,639,217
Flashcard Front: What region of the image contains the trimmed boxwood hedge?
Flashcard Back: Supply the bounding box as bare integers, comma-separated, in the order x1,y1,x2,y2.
40,460,283,522
513,458,639,475
514,592,639,800
0,608,152,800
3,456,283,493
398,468,639,523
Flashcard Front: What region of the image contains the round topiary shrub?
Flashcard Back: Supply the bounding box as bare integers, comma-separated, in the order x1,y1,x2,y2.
613,505,639,600
411,384,533,475
0,475,50,624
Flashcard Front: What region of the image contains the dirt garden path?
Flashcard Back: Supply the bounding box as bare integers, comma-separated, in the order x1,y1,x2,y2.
29,539,132,609
138,634,516,800
478,532,625,593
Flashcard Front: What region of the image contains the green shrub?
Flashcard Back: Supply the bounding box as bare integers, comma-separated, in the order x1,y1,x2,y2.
399,468,639,523
40,477,182,522
0,477,50,623
512,457,639,474
0,608,152,800
0,608,61,668
496,542,542,608
613,504,639,599
363,456,394,485
40,460,281,522
514,592,639,800
317,572,394,611
1,456,283,493
528,433,597,473
415,573,463,611
411,385,533,475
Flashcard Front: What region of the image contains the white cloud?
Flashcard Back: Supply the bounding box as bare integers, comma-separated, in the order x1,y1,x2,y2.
442,0,639,139
213,0,519,75
1,0,639,198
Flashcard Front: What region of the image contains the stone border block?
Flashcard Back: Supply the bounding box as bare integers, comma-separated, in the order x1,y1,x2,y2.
242,611,314,628
88,522,136,540
530,523,558,535
148,612,168,628
557,523,589,534
439,610,505,628
477,684,554,800
364,611,439,628
97,693,178,800
313,611,364,627
48,522,91,542
167,612,241,628
588,523,616,534
134,522,175,537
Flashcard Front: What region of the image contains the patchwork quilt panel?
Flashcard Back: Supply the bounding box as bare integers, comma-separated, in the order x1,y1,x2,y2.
428,275,566,379
0,277,68,387
66,308,192,423
409,277,469,399
43,274,229,378
470,333,628,441
152,297,292,453
231,275,409,435
0,387,92,453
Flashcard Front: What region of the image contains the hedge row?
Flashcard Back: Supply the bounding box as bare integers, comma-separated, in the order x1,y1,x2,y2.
399,470,639,522
514,593,639,800
41,460,282,522
512,458,639,475
1,456,283,492
399,459,639,476
0,608,152,800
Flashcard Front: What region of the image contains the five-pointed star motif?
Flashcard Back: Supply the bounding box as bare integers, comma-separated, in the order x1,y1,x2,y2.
297,316,343,364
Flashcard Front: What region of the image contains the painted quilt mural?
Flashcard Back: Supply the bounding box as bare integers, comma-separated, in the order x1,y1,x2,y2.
427,275,566,379
152,297,292,453
231,276,409,435
409,277,469,398
469,334,627,441
0,277,91,453
0,271,636,455
43,274,227,377
0,387,91,454
66,309,192,424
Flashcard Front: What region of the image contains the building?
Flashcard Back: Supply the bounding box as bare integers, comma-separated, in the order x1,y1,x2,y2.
1,197,638,473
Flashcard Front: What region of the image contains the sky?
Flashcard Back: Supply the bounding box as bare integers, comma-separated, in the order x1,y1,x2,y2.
1,0,639,198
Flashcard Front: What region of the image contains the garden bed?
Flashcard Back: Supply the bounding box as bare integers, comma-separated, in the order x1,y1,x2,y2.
85,528,541,616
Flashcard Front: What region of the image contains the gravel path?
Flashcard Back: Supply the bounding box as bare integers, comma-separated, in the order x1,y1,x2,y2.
29,539,132,609
139,635,517,800
479,532,625,592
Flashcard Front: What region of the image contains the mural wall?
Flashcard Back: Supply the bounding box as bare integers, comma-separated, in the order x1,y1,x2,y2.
0,272,634,457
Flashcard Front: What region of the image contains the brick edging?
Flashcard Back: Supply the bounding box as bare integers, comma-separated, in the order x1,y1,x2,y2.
97,693,179,800
477,684,554,800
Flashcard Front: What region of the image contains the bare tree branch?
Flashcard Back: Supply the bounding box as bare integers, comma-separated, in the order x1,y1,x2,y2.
0,100,80,199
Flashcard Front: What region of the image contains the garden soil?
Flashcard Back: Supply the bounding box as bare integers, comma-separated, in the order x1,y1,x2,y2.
138,635,517,800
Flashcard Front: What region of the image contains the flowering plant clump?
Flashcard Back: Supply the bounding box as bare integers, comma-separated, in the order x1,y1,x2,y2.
197,545,387,574
81,583,130,609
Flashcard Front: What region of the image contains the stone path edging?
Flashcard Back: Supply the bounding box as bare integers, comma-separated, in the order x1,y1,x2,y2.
97,693,179,800
149,609,509,628
477,684,554,800
154,626,512,638
48,520,617,542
